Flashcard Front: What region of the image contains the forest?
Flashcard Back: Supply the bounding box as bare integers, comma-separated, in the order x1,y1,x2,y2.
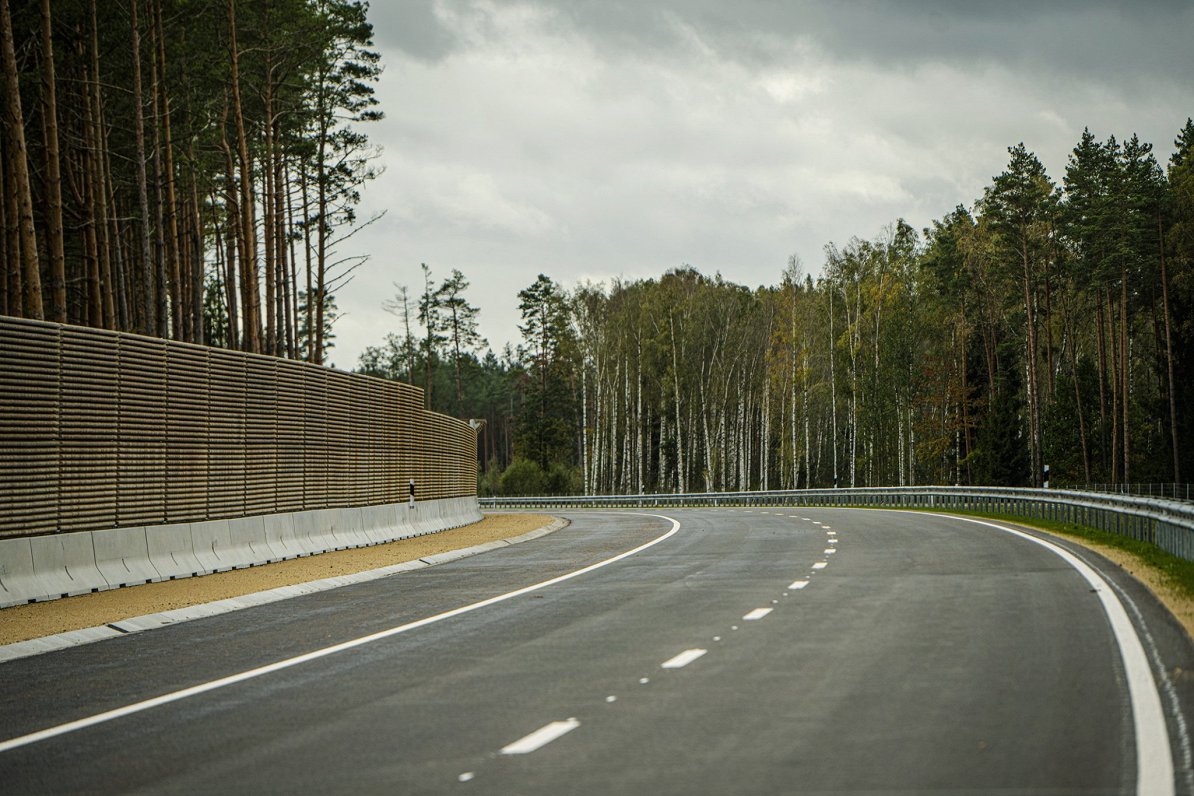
360,123,1194,496
0,0,379,364
2,2,1191,497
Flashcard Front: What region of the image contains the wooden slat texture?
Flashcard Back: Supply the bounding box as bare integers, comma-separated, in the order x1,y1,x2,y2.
0,317,478,539
303,365,329,510
165,343,209,522
244,355,279,515
0,319,61,535
275,363,306,512
207,348,247,518
116,334,168,526
60,327,118,531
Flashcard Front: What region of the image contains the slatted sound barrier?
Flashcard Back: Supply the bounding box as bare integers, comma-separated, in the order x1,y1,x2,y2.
0,316,478,538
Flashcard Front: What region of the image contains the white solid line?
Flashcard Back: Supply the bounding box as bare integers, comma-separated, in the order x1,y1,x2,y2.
940,514,1175,796
661,648,707,669
789,580,809,590
743,608,773,621
0,514,683,755
812,562,828,570
500,719,580,755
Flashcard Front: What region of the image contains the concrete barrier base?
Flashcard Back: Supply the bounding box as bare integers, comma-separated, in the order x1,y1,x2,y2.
0,496,483,607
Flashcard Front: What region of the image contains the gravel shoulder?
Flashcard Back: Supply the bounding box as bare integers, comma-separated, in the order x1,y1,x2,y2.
0,513,555,646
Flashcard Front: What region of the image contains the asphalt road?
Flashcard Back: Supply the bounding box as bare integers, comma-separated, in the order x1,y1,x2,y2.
2,508,1193,794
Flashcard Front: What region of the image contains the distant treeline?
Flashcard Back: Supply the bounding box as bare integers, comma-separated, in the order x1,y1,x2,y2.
0,0,380,364
362,122,1194,495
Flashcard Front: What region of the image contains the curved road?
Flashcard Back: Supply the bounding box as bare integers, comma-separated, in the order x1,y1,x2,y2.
2,508,1193,794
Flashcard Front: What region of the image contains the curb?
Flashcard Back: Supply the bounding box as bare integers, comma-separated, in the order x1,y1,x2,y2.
0,516,569,664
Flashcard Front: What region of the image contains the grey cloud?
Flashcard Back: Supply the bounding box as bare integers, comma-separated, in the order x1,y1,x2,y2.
525,0,1193,87
367,0,460,62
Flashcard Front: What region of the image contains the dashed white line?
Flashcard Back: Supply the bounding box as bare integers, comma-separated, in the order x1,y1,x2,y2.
0,514,684,755
789,580,809,590
812,562,828,570
500,719,580,755
458,772,475,782
824,549,836,555
743,608,773,621
661,649,708,669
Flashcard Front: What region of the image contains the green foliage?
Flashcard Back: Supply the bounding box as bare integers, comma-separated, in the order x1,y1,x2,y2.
356,119,1194,496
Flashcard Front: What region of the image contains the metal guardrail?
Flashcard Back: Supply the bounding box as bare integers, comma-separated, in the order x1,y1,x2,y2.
481,486,1194,562
1075,483,1193,503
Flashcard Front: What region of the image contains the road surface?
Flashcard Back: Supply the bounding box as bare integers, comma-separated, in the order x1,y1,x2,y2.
2,508,1192,794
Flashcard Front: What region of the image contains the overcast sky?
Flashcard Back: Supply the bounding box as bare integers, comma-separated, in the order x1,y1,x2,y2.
326,0,1194,369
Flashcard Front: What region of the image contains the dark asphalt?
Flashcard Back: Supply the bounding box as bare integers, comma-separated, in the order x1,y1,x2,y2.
1,508,1192,794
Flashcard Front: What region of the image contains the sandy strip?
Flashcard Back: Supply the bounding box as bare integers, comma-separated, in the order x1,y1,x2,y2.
0,513,554,646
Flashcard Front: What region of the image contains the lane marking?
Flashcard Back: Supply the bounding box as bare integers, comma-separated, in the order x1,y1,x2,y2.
458,772,475,782
828,538,838,544
824,549,836,555
743,608,773,621
661,649,707,669
939,514,1175,796
0,513,683,755
812,562,828,570
789,580,809,590
500,719,579,755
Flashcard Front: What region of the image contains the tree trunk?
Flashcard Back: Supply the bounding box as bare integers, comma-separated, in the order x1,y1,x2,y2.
38,0,66,322
274,129,290,357
828,287,837,487
153,0,181,340
129,0,156,333
1021,238,1041,486
147,3,169,337
0,133,7,315
669,314,685,493
283,155,300,357
313,59,330,365
1120,265,1130,484
261,24,277,356
1159,216,1180,482
227,0,260,352
1,0,43,319
1107,288,1119,483
220,110,242,350
189,156,204,344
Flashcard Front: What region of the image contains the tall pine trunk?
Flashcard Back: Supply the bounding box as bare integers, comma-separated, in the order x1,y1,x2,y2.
129,0,156,334
39,0,66,322
228,0,260,352
1159,217,1180,482
1,0,43,319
